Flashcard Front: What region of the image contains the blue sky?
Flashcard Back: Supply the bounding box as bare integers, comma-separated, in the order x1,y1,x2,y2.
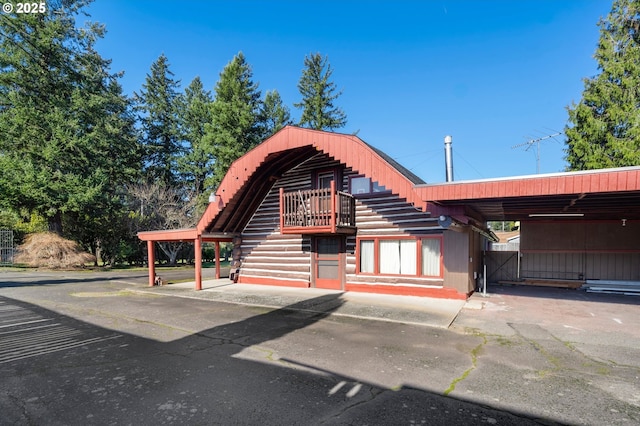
85,0,611,184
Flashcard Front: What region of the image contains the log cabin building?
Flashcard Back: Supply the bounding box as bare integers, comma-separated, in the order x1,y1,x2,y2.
139,126,640,299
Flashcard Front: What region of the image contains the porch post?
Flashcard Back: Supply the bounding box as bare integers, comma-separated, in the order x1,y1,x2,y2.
279,187,284,232
147,240,155,287
215,241,221,279
330,180,337,233
195,236,202,291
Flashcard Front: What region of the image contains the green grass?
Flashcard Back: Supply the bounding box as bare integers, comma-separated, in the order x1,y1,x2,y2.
1,260,232,272
0,264,30,271
202,260,231,268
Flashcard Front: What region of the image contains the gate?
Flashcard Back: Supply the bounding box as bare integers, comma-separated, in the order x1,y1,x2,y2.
0,229,14,265
485,251,519,283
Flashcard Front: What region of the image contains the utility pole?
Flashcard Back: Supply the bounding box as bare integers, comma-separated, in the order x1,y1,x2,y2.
512,132,562,174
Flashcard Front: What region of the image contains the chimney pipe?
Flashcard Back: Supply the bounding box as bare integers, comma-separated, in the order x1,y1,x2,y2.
444,135,454,182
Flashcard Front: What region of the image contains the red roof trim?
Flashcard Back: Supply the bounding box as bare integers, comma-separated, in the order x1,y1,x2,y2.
416,167,640,201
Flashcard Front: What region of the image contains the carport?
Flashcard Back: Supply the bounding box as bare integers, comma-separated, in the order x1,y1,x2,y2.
137,228,234,290
416,166,640,290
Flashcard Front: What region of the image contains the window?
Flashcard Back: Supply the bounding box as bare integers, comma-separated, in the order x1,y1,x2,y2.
350,176,387,195
359,240,374,273
357,237,442,277
317,171,335,189
421,238,441,276
351,177,371,194
372,182,386,192
379,240,416,275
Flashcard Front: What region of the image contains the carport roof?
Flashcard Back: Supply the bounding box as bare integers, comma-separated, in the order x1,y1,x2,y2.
416,166,640,221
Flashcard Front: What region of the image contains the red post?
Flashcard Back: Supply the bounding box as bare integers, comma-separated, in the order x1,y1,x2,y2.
147,240,155,287
279,187,284,232
330,180,337,233
215,241,221,279
195,236,202,291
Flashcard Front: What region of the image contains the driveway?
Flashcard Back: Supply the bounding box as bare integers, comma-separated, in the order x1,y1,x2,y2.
454,284,640,367
1,269,639,425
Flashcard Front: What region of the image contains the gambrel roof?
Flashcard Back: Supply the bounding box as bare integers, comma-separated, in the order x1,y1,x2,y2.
197,126,430,234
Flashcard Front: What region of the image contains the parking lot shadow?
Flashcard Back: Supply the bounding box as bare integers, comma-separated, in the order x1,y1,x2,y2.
0,293,555,425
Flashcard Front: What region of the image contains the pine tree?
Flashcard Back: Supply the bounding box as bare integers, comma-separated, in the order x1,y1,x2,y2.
206,52,262,188
0,1,140,236
260,89,291,138
565,0,640,170
136,54,182,185
295,53,347,131
65,77,140,262
177,76,215,201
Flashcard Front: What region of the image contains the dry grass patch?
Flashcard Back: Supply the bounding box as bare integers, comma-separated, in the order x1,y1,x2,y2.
15,232,95,269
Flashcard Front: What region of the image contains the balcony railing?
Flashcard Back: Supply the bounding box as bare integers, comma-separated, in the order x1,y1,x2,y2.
279,182,356,234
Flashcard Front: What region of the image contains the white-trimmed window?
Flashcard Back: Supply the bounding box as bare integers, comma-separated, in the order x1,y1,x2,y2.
357,236,442,277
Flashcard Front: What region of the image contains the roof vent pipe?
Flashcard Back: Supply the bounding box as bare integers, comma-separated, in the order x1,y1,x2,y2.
444,135,454,182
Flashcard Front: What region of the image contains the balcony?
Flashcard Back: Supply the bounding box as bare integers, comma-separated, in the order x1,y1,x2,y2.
279,183,356,235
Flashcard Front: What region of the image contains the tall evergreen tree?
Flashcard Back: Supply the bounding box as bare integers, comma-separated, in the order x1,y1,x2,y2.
260,89,291,138
0,0,140,236
295,53,347,131
205,52,262,188
177,76,215,201
65,77,140,262
136,54,182,185
565,0,640,170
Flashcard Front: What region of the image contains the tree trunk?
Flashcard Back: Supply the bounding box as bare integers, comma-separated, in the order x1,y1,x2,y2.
48,212,62,235
157,242,183,266
94,239,102,267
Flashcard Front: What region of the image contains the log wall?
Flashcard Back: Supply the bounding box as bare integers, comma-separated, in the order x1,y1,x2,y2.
238,152,449,291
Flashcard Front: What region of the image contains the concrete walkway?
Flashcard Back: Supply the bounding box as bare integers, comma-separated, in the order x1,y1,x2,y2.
133,279,466,329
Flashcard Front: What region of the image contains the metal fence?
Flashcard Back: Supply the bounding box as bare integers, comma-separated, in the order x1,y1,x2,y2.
0,229,14,265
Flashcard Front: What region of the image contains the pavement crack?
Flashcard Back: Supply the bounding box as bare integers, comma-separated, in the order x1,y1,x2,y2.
318,385,383,424
444,334,487,396
507,322,622,377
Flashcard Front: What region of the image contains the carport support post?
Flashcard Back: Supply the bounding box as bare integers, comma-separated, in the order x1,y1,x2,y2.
195,236,202,291
215,241,221,279
517,246,521,280
483,260,487,296
147,241,155,287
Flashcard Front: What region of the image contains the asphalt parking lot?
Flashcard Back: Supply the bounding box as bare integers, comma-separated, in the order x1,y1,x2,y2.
1,269,639,425
134,273,640,369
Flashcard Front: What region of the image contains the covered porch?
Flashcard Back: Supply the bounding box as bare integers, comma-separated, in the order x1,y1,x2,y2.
137,228,235,291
